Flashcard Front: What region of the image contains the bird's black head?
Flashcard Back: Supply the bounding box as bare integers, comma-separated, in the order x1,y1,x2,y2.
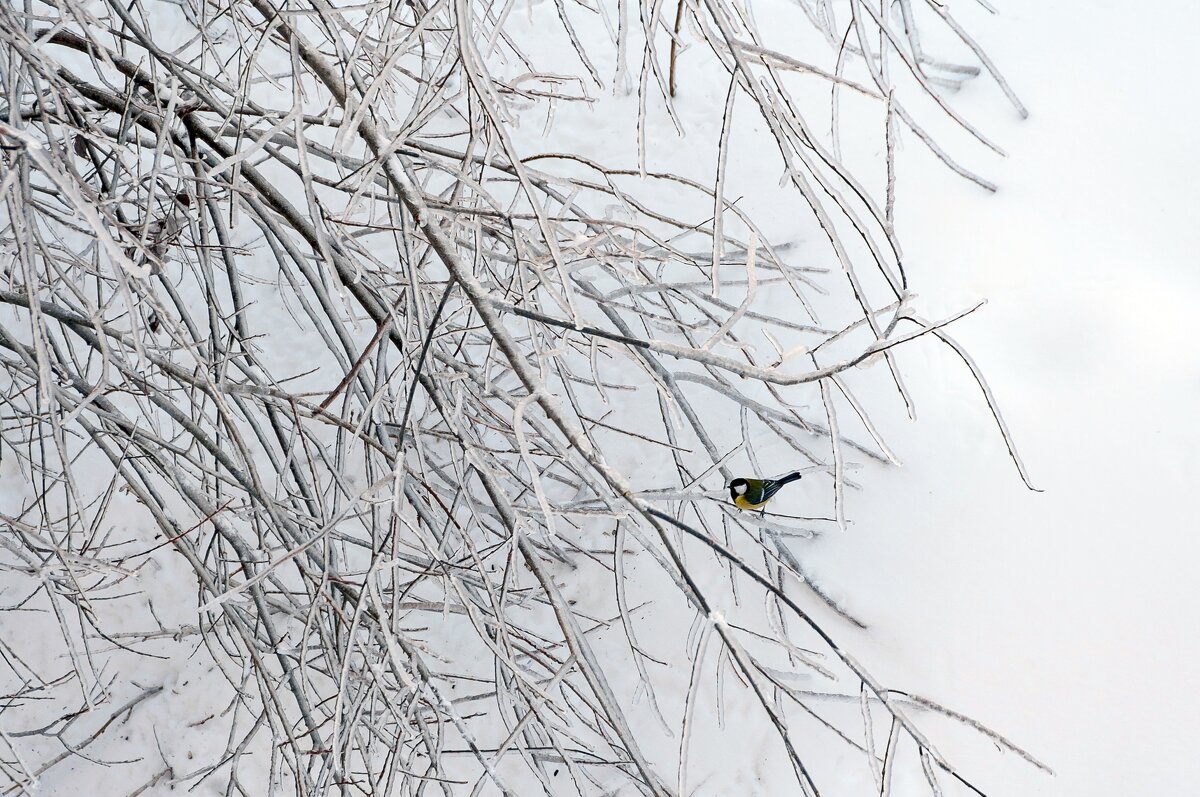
728,478,749,500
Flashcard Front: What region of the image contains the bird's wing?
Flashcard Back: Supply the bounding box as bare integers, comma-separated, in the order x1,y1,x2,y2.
759,479,786,502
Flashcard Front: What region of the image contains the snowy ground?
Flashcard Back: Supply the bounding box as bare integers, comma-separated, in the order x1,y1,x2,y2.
807,1,1200,794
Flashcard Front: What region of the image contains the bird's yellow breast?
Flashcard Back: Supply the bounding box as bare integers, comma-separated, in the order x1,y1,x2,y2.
733,494,769,510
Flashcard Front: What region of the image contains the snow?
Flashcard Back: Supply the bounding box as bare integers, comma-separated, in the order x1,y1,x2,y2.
3,0,1197,794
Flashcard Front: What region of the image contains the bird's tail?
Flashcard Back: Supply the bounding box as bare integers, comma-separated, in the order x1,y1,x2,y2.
775,470,803,486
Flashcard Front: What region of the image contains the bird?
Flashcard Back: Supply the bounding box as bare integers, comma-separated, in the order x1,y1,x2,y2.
728,471,803,512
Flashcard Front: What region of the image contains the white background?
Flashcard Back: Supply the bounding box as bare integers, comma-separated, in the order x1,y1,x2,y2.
4,2,1196,795
805,2,1200,793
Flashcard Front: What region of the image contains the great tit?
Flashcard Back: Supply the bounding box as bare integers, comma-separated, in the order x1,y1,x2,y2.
728,471,803,511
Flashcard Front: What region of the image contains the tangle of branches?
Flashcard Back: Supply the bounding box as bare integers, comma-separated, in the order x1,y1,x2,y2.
0,0,1043,794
